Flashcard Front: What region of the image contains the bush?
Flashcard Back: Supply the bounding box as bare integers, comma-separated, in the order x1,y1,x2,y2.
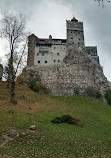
72,119,81,125
86,87,96,97
51,115,85,127
74,87,80,96
28,80,49,94
86,87,102,99
61,114,73,123
105,89,111,106
16,76,25,84
95,90,102,99
16,67,27,84
28,80,36,89
51,117,62,124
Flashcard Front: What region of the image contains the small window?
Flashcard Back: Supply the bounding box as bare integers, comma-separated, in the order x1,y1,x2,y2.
57,53,60,56
37,53,39,56
54,47,56,49
71,38,73,39
38,60,40,64
53,59,56,63
58,60,60,63
42,52,44,56
45,61,47,64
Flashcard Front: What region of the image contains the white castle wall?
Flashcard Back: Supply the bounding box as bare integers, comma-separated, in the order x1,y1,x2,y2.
34,44,66,66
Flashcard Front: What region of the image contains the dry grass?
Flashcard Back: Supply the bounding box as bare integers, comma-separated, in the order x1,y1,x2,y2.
0,81,58,114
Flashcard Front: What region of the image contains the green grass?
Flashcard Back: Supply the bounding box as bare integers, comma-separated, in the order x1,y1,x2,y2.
0,81,111,157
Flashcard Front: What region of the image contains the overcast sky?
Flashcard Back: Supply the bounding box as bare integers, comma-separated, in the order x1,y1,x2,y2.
0,0,111,81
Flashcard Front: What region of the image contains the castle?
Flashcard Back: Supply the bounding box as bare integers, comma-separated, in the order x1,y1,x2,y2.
27,17,99,67
26,17,111,96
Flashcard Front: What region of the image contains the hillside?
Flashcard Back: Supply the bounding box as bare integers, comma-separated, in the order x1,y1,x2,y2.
0,81,111,157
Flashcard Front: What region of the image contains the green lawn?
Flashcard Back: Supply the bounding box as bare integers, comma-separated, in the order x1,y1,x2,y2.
0,81,111,157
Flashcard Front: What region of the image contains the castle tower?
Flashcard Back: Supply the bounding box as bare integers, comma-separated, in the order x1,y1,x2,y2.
66,17,85,49
27,34,37,66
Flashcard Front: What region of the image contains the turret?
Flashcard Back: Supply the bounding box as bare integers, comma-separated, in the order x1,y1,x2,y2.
49,35,52,43
27,34,37,66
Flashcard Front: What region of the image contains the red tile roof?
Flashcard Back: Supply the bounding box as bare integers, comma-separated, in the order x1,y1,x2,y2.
71,17,78,21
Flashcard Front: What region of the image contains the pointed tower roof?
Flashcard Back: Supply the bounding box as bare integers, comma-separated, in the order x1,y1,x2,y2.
71,17,78,22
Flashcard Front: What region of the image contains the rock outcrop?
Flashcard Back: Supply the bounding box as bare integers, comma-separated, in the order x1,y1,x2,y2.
22,47,111,97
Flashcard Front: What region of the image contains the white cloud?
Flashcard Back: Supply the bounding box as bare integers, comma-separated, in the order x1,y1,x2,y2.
28,0,72,38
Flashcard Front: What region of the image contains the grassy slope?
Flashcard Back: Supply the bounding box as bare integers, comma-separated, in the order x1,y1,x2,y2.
0,81,111,157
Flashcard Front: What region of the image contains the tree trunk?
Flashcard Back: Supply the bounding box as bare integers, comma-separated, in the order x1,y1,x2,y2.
7,57,11,88
10,50,17,104
10,76,17,104
7,75,10,88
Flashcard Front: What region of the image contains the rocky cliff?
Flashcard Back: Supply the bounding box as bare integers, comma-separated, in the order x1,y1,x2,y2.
23,47,111,97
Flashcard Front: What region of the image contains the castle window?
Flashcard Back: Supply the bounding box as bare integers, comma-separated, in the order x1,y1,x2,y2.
38,60,40,64
53,59,56,63
58,60,60,63
54,47,56,49
37,53,39,56
42,52,44,56
57,52,60,56
71,38,73,39
45,61,47,64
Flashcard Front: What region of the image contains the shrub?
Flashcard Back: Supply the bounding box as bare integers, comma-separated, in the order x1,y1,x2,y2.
16,75,26,84
86,87,96,97
72,119,81,125
16,67,27,84
51,115,85,127
67,118,74,124
74,87,80,96
28,80,36,89
95,90,102,99
105,89,111,106
51,117,62,124
86,87,102,99
28,80,49,94
72,119,86,127
61,114,73,123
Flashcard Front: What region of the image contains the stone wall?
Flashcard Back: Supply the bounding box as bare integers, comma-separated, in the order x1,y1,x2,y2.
85,46,99,63
66,20,84,48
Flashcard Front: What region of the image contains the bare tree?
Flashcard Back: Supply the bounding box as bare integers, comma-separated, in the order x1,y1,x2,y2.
1,12,28,104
